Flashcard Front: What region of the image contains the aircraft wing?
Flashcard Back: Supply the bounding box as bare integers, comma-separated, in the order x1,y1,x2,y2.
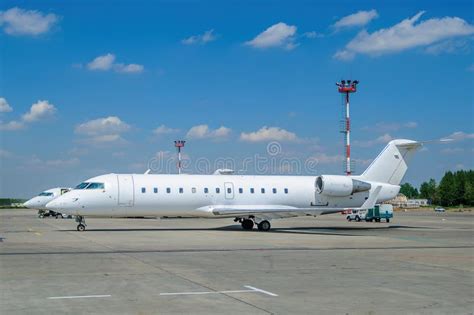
204,186,383,218
203,205,358,219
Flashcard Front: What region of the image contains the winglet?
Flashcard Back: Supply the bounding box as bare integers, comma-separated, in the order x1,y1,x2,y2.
359,186,382,210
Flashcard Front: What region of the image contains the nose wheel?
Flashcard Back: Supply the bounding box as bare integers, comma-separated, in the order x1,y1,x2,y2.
75,216,86,232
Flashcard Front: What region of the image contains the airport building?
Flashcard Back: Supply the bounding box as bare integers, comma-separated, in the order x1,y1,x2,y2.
386,194,429,208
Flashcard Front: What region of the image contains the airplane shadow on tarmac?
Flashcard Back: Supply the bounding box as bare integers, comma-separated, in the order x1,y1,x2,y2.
58,224,435,236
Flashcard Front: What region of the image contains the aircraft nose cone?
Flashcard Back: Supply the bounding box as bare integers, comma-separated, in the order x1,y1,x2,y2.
45,200,60,211
23,200,33,208
46,197,79,215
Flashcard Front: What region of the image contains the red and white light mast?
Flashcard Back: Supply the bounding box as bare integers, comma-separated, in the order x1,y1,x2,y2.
336,80,359,175
174,140,186,174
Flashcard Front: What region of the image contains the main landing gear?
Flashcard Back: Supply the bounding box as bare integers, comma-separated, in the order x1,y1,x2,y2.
76,216,86,232
257,220,271,231
241,219,254,230
236,217,271,232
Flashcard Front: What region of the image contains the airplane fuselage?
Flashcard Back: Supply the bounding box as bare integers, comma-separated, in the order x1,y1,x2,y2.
47,173,399,218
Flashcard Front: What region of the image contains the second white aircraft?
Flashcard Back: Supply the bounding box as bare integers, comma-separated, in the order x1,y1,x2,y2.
46,139,421,231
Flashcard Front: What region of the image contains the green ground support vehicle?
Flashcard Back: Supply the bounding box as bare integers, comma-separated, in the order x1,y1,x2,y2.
365,204,393,223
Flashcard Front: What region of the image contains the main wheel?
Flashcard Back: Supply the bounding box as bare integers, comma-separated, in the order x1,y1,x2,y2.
386,218,390,223
77,224,86,232
356,216,361,222
241,219,254,230
257,220,271,231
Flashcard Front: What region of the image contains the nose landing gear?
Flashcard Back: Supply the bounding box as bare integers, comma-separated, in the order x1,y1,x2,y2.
75,216,86,232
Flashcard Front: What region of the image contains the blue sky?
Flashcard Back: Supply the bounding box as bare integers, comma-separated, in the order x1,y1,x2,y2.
0,0,473,198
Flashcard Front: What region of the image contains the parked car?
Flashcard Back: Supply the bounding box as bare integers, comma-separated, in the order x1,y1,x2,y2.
56,212,73,219
38,210,73,219
434,207,446,212
346,209,367,222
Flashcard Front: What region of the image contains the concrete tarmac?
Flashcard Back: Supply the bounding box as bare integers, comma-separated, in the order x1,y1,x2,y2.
0,209,473,314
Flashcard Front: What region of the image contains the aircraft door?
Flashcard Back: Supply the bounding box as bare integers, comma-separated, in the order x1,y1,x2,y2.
117,174,134,206
224,182,234,200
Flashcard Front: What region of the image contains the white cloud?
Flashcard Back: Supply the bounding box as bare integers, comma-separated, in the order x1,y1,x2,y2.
303,31,321,39
86,53,144,73
245,22,298,50
0,97,13,112
0,100,56,131
153,125,180,136
333,49,355,61
425,38,471,55
0,7,59,36
22,100,56,122
354,134,393,147
75,116,130,136
240,126,299,142
87,53,115,71
333,9,378,29
182,29,217,45
0,120,24,131
442,131,474,141
75,116,131,144
186,124,231,140
115,63,144,73
335,11,474,60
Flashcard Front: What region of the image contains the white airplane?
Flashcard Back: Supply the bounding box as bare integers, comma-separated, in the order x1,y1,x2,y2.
46,139,421,232
24,187,71,217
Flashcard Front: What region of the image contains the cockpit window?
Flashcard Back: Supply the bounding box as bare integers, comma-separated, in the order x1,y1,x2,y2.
74,182,90,190
86,182,105,190
38,192,53,196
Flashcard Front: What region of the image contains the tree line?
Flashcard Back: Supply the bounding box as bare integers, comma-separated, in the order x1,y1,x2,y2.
0,198,27,207
400,170,474,206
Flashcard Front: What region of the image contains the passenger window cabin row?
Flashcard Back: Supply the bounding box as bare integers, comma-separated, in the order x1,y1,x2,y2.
140,187,289,194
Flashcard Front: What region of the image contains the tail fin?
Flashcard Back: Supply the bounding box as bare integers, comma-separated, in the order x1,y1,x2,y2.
361,139,422,185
